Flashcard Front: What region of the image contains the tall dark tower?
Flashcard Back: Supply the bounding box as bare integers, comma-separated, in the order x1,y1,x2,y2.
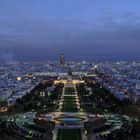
60,53,65,66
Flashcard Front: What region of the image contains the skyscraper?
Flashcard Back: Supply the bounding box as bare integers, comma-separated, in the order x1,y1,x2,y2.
60,53,65,66
136,76,140,90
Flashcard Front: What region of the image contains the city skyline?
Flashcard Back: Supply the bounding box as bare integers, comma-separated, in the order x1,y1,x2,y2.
0,1,140,139
0,0,140,61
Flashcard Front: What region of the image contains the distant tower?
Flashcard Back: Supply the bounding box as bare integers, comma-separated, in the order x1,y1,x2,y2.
60,54,65,66
133,75,140,104
136,76,140,90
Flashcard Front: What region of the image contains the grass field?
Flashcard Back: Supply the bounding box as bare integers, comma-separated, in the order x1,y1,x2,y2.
63,96,76,101
65,87,75,94
57,129,82,140
62,102,77,112
61,87,77,112
57,87,81,140
62,96,77,112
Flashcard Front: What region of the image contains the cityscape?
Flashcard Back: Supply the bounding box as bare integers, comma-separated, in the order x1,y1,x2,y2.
0,55,140,140
0,0,140,140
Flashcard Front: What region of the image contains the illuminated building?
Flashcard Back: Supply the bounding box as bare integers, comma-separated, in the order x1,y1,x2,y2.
0,100,8,112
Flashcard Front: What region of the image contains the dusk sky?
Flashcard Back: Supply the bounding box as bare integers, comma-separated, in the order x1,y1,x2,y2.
0,0,140,61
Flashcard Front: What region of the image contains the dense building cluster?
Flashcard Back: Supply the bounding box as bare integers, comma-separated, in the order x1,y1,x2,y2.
0,61,92,105
0,60,140,140
0,61,140,107
96,61,140,104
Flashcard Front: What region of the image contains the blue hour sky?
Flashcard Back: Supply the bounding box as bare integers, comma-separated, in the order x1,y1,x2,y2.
0,0,140,61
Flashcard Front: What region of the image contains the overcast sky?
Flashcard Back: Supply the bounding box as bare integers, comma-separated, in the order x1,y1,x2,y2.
0,0,140,61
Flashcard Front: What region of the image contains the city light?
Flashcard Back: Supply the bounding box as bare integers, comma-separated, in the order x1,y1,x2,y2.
16,76,22,81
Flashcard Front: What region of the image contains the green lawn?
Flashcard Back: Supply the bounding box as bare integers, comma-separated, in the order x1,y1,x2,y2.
57,87,81,140
62,96,77,112
57,129,82,140
63,96,75,101
62,102,77,112
61,87,77,112
65,87,75,94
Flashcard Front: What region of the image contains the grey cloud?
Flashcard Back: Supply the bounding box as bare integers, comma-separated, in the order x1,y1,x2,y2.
0,11,140,60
